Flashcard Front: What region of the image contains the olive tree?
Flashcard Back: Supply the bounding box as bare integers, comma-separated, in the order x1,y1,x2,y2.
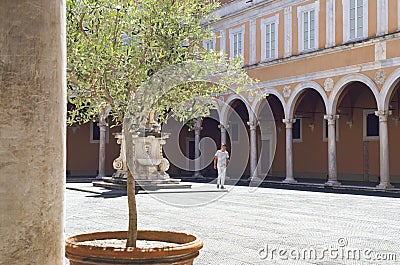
67,0,255,247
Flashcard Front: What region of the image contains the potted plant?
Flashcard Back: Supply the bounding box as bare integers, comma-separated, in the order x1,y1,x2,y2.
65,0,255,263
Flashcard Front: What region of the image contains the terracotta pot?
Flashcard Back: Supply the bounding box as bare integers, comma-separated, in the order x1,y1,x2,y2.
65,230,203,265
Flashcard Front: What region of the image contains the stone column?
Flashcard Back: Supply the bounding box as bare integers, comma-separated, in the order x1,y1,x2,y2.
324,115,341,186
0,1,65,264
218,124,228,145
97,107,109,179
247,120,258,179
375,110,393,189
193,119,203,178
283,119,297,183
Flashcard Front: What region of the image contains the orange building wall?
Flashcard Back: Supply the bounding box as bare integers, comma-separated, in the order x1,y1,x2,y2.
67,123,121,176
268,96,286,176
387,38,400,59
248,45,375,82
336,88,380,180
368,0,377,38
292,92,328,177
335,0,344,44
388,0,398,33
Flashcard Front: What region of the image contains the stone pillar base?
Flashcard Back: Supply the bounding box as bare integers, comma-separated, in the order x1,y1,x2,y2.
283,178,297,183
112,170,127,179
376,182,393,189
249,176,263,182
193,172,205,179
96,174,105,180
325,180,341,186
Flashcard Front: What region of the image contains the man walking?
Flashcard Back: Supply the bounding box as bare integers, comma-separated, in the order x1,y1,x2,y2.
214,144,229,189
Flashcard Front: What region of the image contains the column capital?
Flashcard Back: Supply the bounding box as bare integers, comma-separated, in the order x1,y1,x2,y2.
218,124,228,131
97,121,108,127
98,105,110,126
247,120,257,130
282,118,296,128
193,118,203,131
193,124,202,131
193,127,202,135
324,114,339,125
375,110,392,122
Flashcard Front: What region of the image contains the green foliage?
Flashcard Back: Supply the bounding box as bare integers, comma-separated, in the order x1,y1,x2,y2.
67,0,255,127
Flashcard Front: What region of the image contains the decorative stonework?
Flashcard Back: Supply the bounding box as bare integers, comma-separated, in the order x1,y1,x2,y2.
324,78,334,92
375,42,387,61
144,143,151,156
218,96,225,107
247,92,255,103
283,85,291,98
112,133,128,178
375,69,386,85
132,134,171,180
158,158,170,172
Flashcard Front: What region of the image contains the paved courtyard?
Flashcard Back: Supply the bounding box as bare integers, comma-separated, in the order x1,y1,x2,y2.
66,183,400,264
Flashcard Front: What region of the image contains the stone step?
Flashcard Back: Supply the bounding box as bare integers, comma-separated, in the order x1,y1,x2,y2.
142,183,192,190
92,181,128,190
92,180,192,191
100,177,182,185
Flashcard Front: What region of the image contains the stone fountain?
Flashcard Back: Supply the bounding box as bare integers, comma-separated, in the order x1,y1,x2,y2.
93,131,190,191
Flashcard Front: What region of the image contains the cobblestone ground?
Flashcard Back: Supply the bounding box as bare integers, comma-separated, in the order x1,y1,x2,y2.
65,184,400,264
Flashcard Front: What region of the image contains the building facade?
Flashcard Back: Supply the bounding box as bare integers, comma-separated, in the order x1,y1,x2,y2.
67,0,400,188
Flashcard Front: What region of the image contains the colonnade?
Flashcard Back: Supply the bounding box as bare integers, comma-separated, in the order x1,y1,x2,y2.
191,72,400,189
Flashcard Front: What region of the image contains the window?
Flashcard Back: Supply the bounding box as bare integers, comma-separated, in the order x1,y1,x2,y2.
363,110,379,141
350,0,363,39
229,25,245,59
185,138,195,170
187,139,195,160
303,10,315,50
233,32,242,57
292,118,302,142
90,121,109,143
297,1,319,52
323,118,339,141
261,14,279,61
342,0,368,42
203,36,216,52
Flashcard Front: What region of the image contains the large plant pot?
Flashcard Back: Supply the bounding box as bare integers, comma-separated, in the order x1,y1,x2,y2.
65,230,203,265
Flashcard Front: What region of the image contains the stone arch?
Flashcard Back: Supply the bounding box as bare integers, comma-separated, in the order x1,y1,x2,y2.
220,93,253,125
251,88,287,118
286,81,328,119
328,73,380,114
209,98,222,120
380,68,400,111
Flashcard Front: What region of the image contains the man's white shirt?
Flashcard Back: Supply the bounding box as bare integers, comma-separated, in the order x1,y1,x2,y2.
215,150,229,167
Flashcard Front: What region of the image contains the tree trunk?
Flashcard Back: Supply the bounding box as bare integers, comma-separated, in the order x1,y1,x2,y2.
126,170,137,247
